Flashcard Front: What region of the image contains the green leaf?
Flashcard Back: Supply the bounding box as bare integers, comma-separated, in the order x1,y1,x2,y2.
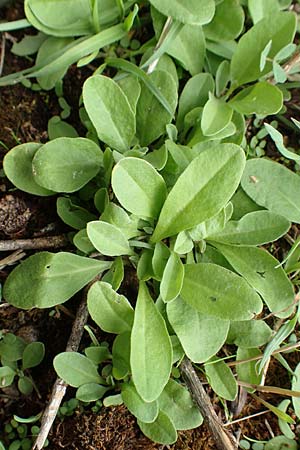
148,0,215,25
54,352,102,387
265,123,300,163
264,436,297,450
73,229,95,254
57,197,96,230
117,75,141,114
76,383,108,402
3,252,111,309
112,157,167,219
3,143,54,196
177,73,214,130
167,297,229,363
121,382,159,423
32,137,103,193
158,379,203,430
201,94,233,136
260,40,273,71
22,342,45,369
112,332,131,379
278,399,295,439
136,70,177,146
0,366,15,387
152,144,245,242
87,281,134,334
214,244,295,318
203,0,244,41
241,158,300,223
248,0,280,24
85,346,110,365
236,347,262,387
292,362,300,419
131,282,172,402
229,82,283,115
83,75,136,152
137,411,177,445
181,263,263,321
227,321,272,348
205,358,237,401
216,60,231,97
160,253,184,303
102,256,124,291
231,188,263,220
152,242,170,280
230,12,296,86
174,231,194,255
207,211,290,245
18,376,33,395
48,116,78,140
87,220,131,257
0,334,26,361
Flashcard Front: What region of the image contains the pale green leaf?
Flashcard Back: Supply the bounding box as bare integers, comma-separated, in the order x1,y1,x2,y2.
148,0,215,25
292,362,300,419
87,281,134,334
83,75,136,152
248,0,280,24
3,252,111,309
227,320,272,348
137,411,177,445
112,157,167,219
131,282,172,402
204,0,244,41
201,94,233,136
152,144,245,242
122,382,159,423
236,347,262,387
205,358,237,401
22,342,45,369
160,253,184,303
214,243,295,318
242,158,300,223
229,82,283,115
76,383,108,402
32,137,103,193
167,297,229,363
54,352,102,387
57,197,97,230
181,263,263,321
87,221,131,257
112,332,131,379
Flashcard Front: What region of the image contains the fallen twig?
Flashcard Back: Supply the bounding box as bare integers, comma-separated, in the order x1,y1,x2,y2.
0,249,26,269
0,235,68,251
180,357,238,450
32,279,97,450
0,33,6,77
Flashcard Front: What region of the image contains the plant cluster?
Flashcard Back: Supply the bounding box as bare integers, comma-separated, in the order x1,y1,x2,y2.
1,0,300,447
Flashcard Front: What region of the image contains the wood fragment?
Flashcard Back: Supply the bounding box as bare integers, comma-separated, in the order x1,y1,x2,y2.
32,280,96,450
0,249,26,269
0,235,68,252
180,357,238,450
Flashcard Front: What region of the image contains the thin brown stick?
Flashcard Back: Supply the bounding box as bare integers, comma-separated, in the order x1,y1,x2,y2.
0,33,6,77
227,342,300,367
32,279,97,450
0,249,26,269
224,409,270,427
180,357,238,450
0,235,68,252
238,381,300,397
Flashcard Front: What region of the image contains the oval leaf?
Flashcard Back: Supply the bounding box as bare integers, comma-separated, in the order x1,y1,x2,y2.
122,382,159,423
54,352,101,387
76,383,108,402
160,252,184,303
201,94,233,136
181,263,263,321
207,211,290,245
152,143,245,242
167,297,229,363
83,75,136,152
241,158,300,223
131,282,172,402
149,0,215,25
214,243,295,318
229,82,283,115
22,342,45,369
32,137,103,193
87,221,131,256
3,252,111,309
3,143,54,196
205,358,237,401
87,282,134,334
112,157,167,219
227,320,272,348
137,411,177,445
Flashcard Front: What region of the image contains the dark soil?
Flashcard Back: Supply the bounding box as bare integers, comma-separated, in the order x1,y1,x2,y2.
0,2,299,450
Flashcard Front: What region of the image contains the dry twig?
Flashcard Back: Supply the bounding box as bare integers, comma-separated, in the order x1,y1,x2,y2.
180,357,238,450
0,235,68,252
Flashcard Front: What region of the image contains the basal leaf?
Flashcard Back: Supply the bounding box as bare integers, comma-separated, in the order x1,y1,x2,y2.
87,281,134,334
227,320,272,348
214,243,295,318
207,211,290,245
76,383,108,402
22,342,45,369
241,158,300,223
83,75,136,152
205,358,237,401
160,253,184,303
3,252,111,309
201,94,233,136
152,144,245,242
236,347,262,386
136,70,177,146
158,379,203,430
54,352,102,387
87,221,131,256
121,382,159,423
292,363,300,419
167,297,229,363
112,157,167,219
112,332,131,379
181,263,263,321
148,0,215,25
57,197,97,230
203,0,244,41
3,143,54,196
137,411,177,445
248,0,280,24
231,11,296,86
229,82,283,115
131,282,172,402
32,137,103,193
